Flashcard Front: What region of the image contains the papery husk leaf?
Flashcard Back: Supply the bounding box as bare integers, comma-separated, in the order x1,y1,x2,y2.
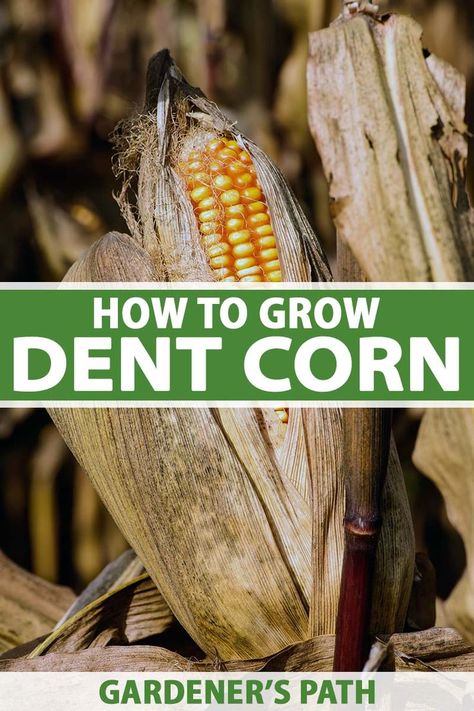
50,232,310,660
0,551,74,653
413,409,474,643
216,408,312,603
29,574,173,656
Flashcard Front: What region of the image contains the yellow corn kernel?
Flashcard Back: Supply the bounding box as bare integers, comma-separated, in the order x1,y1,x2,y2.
188,160,204,173
226,139,240,151
256,235,276,249
202,233,221,247
262,259,281,273
235,257,257,271
190,171,211,187
238,266,263,277
218,148,237,163
210,254,232,269
199,208,220,223
228,229,251,245
239,150,252,164
228,161,246,177
241,186,262,203
267,270,282,282
232,243,254,258
234,172,255,189
226,217,245,232
209,160,221,173
275,407,289,424
213,175,233,191
248,212,270,228
207,138,225,153
219,189,241,206
259,248,278,262
208,243,231,257
200,222,220,235
240,275,263,282
191,185,212,203
254,224,274,237
214,267,234,279
246,201,266,214
198,196,218,211
225,204,246,218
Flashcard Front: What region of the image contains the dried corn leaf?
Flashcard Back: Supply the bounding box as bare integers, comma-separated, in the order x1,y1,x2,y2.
0,646,188,672
0,552,74,654
413,409,474,643
55,549,143,627
307,13,474,282
304,407,414,637
29,573,173,656
2,627,471,673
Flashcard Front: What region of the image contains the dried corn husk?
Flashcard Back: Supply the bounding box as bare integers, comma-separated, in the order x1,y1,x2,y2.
307,11,474,641
0,552,74,654
50,52,414,661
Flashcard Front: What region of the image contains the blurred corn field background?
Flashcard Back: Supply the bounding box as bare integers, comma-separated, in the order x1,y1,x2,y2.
0,0,472,597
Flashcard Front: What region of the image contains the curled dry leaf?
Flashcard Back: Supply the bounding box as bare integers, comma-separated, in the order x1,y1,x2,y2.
0,551,74,654
29,573,173,656
55,548,144,628
413,410,474,643
50,51,414,662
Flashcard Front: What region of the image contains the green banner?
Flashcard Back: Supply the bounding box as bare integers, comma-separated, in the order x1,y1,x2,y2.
0,286,469,404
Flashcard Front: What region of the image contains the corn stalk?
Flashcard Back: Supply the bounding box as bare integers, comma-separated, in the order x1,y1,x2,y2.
333,238,393,670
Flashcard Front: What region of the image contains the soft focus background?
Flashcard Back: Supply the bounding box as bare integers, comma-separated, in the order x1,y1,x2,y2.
0,0,472,596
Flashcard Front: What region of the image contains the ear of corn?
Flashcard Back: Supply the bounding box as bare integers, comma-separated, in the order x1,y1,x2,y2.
179,137,282,283
50,51,415,662
178,136,289,424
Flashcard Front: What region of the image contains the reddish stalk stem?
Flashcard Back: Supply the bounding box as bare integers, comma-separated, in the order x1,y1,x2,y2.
333,240,392,671
333,408,392,670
